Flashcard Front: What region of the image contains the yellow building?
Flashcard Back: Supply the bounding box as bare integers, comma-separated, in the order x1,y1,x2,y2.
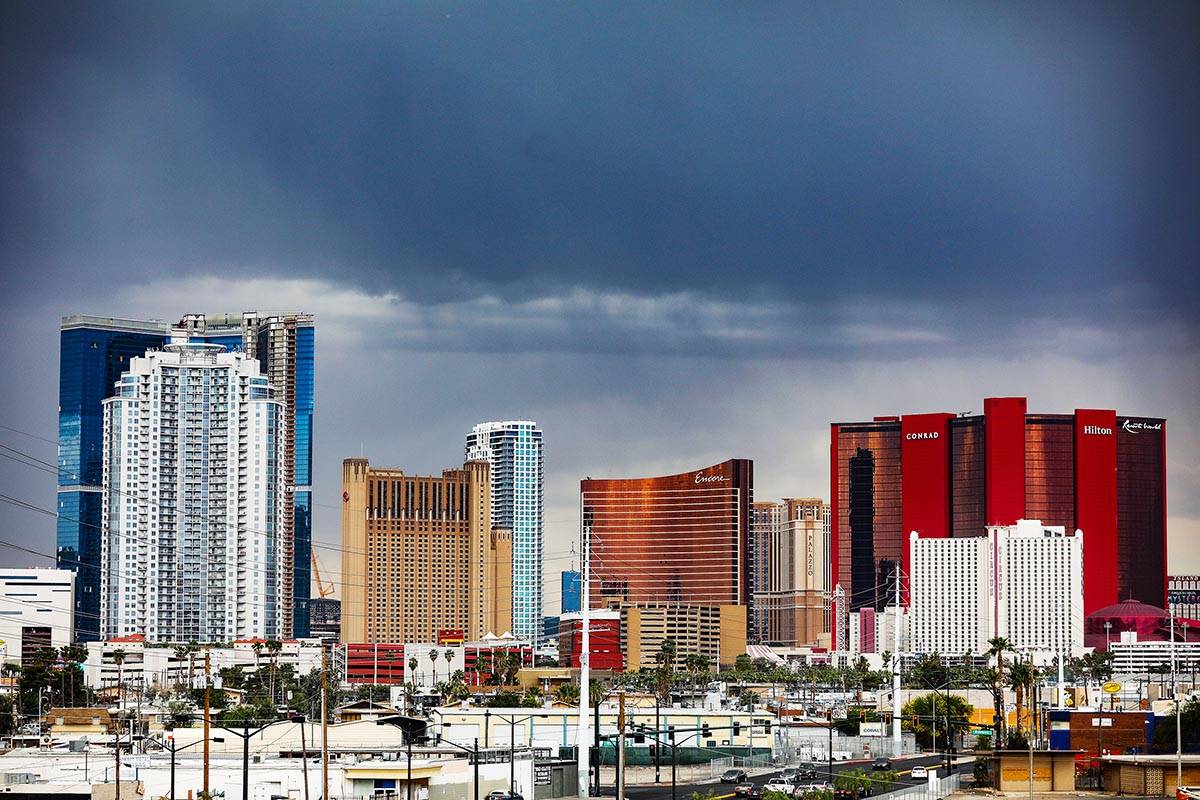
341,458,512,643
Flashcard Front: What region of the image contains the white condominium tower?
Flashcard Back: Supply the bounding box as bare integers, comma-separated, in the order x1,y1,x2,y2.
100,335,285,642
466,421,544,643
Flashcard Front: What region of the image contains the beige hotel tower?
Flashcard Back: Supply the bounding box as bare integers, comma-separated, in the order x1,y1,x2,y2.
341,458,513,644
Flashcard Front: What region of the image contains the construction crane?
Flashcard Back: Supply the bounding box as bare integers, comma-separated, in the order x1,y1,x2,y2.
311,551,335,598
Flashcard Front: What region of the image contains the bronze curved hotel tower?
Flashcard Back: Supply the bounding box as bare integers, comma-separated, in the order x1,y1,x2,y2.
581,459,752,668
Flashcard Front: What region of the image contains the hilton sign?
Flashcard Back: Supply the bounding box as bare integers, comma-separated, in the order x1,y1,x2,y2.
1083,425,1112,436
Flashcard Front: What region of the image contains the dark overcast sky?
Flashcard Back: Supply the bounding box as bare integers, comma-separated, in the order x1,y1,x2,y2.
1,2,1197,602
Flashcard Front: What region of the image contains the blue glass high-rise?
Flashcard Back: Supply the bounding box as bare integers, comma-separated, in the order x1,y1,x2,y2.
58,313,315,641
561,569,581,614
58,318,169,640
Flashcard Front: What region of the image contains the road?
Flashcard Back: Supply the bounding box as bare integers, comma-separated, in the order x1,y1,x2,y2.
596,753,973,800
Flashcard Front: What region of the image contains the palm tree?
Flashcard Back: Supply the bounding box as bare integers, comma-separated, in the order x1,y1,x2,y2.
684,653,712,708
266,640,283,705
986,637,1012,743
403,681,418,715
408,655,419,687
1009,661,1035,736
428,648,439,687
111,648,128,707
654,638,677,704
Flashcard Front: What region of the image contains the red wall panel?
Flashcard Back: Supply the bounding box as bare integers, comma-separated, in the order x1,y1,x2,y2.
1075,408,1118,613
985,397,1027,525
901,412,953,602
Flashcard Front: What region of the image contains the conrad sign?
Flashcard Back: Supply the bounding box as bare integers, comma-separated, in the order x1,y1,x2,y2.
905,431,939,440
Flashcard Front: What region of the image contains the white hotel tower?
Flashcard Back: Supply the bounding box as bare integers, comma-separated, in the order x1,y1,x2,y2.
909,519,1084,662
100,335,285,643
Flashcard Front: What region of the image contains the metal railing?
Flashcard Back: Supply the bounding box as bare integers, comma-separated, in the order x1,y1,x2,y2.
886,772,962,800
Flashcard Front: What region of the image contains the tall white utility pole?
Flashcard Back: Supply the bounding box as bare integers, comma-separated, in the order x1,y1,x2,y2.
1172,604,1181,789
577,500,592,800
892,562,902,748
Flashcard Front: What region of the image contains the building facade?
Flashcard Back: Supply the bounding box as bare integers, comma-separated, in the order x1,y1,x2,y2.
100,337,286,642
1168,576,1200,621
466,421,544,644
58,312,314,640
581,459,753,608
0,569,75,663
561,570,581,615
580,460,752,670
909,519,1084,658
831,398,1165,615
309,598,341,643
339,458,512,645
751,498,830,647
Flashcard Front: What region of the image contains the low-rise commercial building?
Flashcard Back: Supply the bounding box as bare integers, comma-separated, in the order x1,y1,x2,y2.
432,704,771,763
83,635,325,691
0,568,74,663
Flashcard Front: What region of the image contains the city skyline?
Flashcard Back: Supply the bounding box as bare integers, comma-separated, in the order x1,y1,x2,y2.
1,3,1196,619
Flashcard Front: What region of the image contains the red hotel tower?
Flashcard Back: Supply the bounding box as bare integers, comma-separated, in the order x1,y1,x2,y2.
831,398,1165,615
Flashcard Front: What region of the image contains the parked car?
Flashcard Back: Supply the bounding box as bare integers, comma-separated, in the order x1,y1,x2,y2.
734,784,765,798
797,763,819,779
485,792,523,800
723,768,750,783
765,777,798,794
872,757,892,771
780,767,800,782
910,765,930,779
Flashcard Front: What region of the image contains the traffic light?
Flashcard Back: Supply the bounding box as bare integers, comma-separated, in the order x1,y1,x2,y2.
733,721,741,736
634,725,646,744
763,720,771,734
702,723,711,738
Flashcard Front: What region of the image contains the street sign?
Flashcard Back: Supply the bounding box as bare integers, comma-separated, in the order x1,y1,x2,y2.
534,765,551,786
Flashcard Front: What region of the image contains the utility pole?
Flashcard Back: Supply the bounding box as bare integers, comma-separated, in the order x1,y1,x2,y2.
114,710,121,800
300,716,310,800
1172,605,1182,790
203,652,211,798
321,648,330,800
892,563,902,749
576,504,591,800
617,689,626,800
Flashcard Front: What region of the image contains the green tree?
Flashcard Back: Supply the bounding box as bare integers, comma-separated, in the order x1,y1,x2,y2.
1152,698,1200,754
555,682,580,704
902,692,972,750
219,666,246,690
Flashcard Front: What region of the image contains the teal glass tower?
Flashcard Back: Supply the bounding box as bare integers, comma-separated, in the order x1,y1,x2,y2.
466,420,544,643
58,312,315,640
